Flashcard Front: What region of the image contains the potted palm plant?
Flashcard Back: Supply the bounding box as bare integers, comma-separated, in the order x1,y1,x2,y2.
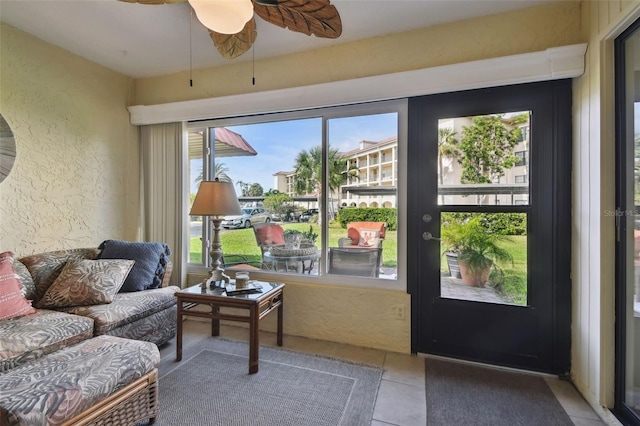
441,217,513,287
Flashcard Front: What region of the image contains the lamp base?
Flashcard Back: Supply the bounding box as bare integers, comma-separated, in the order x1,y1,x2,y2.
202,267,231,290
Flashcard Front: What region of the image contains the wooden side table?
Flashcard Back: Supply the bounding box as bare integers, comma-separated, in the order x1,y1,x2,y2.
175,281,284,374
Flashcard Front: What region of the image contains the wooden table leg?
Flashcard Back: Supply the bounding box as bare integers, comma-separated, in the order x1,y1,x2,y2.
249,305,259,374
211,304,220,336
176,301,183,361
277,293,283,347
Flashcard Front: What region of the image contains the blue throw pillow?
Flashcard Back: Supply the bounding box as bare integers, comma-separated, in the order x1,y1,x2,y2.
98,240,171,292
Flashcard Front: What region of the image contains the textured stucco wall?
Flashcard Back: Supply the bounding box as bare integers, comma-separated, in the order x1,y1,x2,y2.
273,282,411,352
134,1,583,106
0,24,139,256
186,275,411,352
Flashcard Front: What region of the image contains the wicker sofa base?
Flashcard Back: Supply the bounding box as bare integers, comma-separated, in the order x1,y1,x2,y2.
62,368,158,426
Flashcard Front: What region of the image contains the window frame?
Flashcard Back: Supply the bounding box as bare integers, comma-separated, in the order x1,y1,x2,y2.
186,100,408,291
515,150,527,166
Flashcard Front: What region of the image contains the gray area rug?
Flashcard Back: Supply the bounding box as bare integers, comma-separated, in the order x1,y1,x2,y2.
154,338,383,426
425,358,573,426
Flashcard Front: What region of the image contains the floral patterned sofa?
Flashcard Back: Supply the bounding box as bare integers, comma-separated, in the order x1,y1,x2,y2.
0,242,181,425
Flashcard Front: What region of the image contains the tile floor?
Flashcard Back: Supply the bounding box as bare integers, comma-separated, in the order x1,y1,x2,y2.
159,319,607,426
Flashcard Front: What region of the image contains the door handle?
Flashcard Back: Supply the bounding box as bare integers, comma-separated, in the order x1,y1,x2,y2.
422,231,440,241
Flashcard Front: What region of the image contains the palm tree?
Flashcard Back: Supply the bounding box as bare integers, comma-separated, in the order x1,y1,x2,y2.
293,145,347,223
195,162,232,185
236,180,249,196
438,128,460,186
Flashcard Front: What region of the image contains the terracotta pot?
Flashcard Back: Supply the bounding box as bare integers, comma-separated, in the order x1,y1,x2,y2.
458,260,491,287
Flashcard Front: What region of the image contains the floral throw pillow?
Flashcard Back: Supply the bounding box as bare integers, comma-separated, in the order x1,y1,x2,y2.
19,248,101,304
0,251,37,320
37,258,135,309
358,229,381,248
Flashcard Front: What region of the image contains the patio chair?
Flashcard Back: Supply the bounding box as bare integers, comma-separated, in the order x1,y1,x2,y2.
338,222,387,249
252,223,286,256
328,247,383,278
252,223,305,273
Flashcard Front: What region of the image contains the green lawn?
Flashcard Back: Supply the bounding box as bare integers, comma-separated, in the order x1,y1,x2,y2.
495,236,527,305
191,223,525,304
190,221,397,267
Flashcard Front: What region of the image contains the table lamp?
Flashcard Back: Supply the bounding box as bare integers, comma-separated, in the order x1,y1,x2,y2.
190,179,241,289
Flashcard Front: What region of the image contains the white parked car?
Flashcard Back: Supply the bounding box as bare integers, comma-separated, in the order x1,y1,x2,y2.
222,207,271,229
299,208,319,222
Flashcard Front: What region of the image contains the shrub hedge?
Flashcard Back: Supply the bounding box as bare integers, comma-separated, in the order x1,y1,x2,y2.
337,208,397,230
441,212,527,235
335,209,523,234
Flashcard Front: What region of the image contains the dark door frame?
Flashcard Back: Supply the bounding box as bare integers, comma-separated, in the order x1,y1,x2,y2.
407,80,572,374
614,16,640,426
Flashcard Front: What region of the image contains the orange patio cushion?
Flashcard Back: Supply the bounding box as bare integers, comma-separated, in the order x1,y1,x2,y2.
347,222,386,245
255,224,285,246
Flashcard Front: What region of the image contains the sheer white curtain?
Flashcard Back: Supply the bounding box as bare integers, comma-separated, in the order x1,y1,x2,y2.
140,122,187,288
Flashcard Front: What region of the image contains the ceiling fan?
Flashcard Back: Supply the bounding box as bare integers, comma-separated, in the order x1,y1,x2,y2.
120,0,342,60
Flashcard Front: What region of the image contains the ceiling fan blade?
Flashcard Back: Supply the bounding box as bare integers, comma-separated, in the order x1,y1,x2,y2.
118,0,186,4
253,0,342,39
209,18,257,59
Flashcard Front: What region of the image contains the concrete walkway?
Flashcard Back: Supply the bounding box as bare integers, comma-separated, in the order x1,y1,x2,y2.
441,276,506,304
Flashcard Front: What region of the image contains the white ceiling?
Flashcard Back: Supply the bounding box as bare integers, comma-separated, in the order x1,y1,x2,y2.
0,0,556,78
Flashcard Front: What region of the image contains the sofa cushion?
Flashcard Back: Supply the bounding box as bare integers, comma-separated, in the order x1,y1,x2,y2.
0,335,160,426
12,259,35,301
0,252,36,321
0,309,94,372
19,248,101,304
60,285,179,335
103,305,177,346
98,240,171,292
36,258,135,309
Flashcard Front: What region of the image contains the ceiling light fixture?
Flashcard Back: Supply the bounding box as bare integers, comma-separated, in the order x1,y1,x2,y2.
123,0,342,60
187,0,253,34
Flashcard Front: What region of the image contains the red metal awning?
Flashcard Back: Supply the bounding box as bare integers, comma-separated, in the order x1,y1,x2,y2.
188,127,257,159
213,127,257,157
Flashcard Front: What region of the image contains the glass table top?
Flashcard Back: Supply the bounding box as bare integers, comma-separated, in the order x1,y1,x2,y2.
180,280,283,300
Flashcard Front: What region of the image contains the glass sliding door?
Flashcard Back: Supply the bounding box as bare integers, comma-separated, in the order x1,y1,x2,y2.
615,18,640,426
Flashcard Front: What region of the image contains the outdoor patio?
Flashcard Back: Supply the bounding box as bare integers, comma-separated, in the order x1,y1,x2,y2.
441,276,506,304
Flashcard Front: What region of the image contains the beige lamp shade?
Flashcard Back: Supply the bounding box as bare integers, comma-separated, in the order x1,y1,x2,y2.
188,0,254,35
190,180,241,216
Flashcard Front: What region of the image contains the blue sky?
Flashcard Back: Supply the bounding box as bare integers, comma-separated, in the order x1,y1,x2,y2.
190,112,397,194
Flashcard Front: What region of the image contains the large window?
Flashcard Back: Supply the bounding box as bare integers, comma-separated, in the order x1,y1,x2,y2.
188,102,404,283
